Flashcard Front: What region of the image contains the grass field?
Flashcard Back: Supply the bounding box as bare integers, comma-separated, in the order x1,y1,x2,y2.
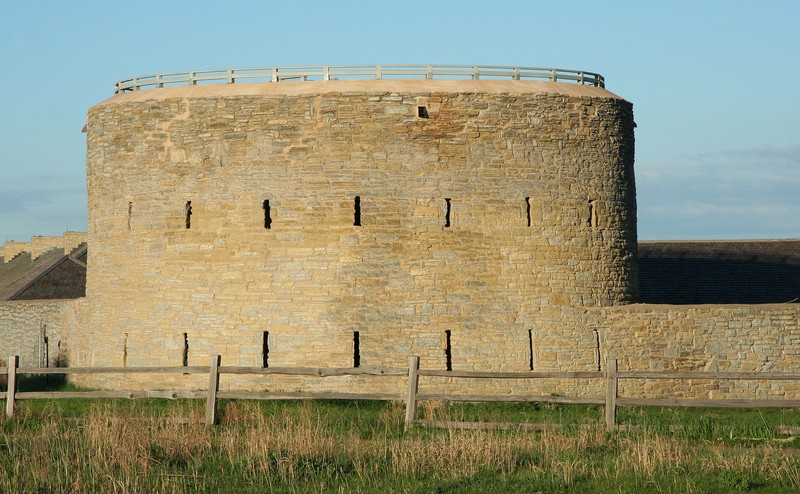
2,392,800,494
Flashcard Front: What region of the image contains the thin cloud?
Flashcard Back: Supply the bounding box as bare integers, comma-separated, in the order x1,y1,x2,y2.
0,175,87,241
637,144,800,239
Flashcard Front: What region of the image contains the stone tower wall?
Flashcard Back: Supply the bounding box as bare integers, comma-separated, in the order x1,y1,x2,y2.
79,80,636,389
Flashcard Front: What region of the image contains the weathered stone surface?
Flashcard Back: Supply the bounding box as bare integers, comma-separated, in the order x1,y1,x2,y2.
0,299,85,367
75,79,637,390
3,78,796,400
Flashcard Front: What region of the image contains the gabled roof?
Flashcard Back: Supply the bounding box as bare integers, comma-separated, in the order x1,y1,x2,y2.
638,239,800,304
0,244,87,301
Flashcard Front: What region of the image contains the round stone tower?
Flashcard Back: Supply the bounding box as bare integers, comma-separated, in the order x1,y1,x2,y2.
80,66,636,384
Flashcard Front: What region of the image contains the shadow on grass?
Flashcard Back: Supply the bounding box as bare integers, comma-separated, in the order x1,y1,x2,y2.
0,374,70,393
15,374,69,392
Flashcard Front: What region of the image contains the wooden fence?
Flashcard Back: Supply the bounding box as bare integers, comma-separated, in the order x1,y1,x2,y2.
3,355,800,430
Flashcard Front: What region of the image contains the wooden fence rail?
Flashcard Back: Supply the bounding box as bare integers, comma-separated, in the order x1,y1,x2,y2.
3,355,800,430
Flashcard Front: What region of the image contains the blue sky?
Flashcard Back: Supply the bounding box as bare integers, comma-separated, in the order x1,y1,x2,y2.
1,0,798,241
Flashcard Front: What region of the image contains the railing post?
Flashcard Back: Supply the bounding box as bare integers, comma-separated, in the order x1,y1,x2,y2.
605,358,618,431
5,356,18,418
404,356,420,429
205,354,221,425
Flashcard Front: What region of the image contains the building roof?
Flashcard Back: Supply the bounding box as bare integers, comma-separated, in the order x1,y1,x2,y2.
638,239,800,304
0,244,87,301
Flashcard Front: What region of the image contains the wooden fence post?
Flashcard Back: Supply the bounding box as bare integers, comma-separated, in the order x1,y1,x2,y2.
5,356,18,418
205,355,221,426
605,358,618,431
404,356,420,429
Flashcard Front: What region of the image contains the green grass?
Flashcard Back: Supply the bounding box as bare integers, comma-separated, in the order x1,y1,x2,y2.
2,391,800,493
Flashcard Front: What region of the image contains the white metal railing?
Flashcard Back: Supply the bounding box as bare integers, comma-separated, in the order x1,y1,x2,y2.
114,64,605,94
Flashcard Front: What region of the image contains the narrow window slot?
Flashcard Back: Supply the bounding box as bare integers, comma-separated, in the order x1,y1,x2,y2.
263,200,272,229
444,198,452,228
594,329,602,371
528,329,534,371
185,201,192,229
524,197,531,227
354,196,361,227
127,202,133,231
444,330,452,371
588,199,598,228
123,333,128,368
417,106,429,118
353,331,361,368
182,333,189,366
262,331,270,368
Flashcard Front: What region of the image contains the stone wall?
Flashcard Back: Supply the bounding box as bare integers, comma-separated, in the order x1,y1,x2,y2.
78,79,637,389
0,299,86,368
596,304,800,399
73,77,799,400
2,297,794,398
2,232,87,263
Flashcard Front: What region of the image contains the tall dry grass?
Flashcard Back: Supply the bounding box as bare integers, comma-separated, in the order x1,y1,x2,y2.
1,400,799,493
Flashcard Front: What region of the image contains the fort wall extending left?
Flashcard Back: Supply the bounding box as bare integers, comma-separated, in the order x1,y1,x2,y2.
0,296,797,397
0,298,86,368
0,299,788,397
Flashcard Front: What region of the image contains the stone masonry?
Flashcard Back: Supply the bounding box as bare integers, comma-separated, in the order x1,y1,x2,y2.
75,79,637,390
2,74,797,398
0,299,84,368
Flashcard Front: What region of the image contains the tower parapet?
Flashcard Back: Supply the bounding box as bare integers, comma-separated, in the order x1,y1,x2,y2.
81,64,635,386
114,64,605,93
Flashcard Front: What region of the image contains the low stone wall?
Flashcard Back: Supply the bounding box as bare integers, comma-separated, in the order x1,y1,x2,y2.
2,242,30,263
64,232,88,255
2,232,87,263
598,304,800,399
3,297,797,402
0,299,86,368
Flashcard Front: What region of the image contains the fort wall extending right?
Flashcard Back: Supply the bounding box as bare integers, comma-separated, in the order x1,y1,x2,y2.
597,304,800,399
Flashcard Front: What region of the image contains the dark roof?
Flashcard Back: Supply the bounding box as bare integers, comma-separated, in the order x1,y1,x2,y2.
0,244,87,301
638,239,800,304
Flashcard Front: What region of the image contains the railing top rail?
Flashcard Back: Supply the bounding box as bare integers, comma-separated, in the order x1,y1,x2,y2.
114,64,605,94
